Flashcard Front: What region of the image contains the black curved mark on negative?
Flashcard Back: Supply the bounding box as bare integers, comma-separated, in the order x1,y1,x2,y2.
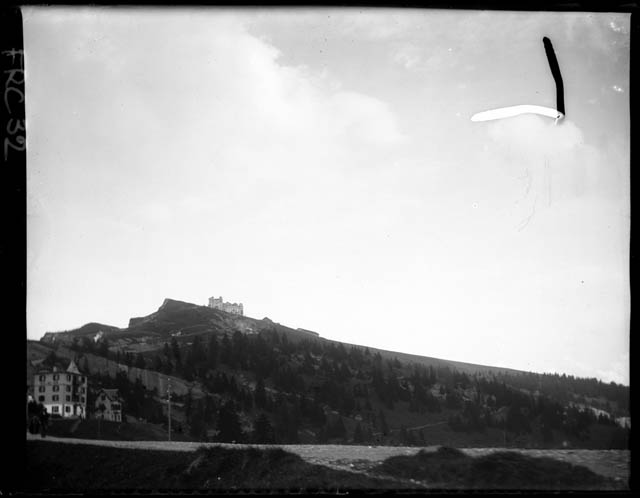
542,37,565,117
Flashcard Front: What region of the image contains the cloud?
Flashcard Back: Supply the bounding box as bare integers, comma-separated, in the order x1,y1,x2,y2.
484,115,592,202
487,114,584,156
24,9,629,385
471,111,627,240
326,91,407,145
393,43,421,69
484,114,625,196
25,8,411,338
481,115,586,215
596,352,629,385
136,202,173,224
24,9,408,208
338,9,419,40
567,352,629,385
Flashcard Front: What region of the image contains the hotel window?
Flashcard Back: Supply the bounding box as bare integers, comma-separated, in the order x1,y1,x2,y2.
53,385,60,392
67,374,71,381
66,395,71,402
52,406,59,413
53,374,59,381
38,386,45,392
38,396,44,402
65,406,71,413
39,375,45,382
66,385,71,392
52,395,59,401
80,388,85,394
81,396,85,403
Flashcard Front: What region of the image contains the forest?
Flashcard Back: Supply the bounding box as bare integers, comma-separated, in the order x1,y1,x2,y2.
58,327,629,449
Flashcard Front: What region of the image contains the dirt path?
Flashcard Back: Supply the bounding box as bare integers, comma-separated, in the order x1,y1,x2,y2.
376,421,447,436
26,433,629,485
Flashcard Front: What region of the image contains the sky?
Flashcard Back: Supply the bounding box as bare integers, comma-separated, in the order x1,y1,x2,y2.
24,8,630,385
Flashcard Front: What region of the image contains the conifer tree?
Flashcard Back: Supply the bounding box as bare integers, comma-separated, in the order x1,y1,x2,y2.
326,416,346,440
254,378,267,409
220,334,232,364
204,394,217,426
216,401,243,443
189,399,206,440
154,355,163,372
135,353,146,370
207,334,219,369
353,422,364,444
163,359,173,375
171,337,182,370
378,409,389,436
98,338,110,357
252,413,275,443
185,388,193,420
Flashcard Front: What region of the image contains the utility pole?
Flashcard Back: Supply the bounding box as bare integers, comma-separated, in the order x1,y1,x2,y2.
167,377,172,442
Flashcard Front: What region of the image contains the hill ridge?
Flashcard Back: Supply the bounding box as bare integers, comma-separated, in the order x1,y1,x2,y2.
28,296,629,450
37,297,622,382
40,297,525,378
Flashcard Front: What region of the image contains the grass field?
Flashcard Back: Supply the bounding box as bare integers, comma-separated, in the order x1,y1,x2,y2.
25,440,624,492
372,446,623,490
44,418,196,442
25,440,405,491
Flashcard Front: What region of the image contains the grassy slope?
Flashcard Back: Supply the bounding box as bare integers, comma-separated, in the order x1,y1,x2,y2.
25,441,624,492
37,297,524,377
45,418,196,442
372,446,624,490
25,441,407,491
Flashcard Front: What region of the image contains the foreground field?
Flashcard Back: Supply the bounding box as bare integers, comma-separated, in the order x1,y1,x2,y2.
25,435,628,491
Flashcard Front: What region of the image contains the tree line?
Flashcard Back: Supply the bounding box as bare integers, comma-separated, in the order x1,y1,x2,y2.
67,328,629,447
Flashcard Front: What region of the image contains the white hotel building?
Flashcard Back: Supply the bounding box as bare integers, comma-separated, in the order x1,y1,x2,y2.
33,360,88,418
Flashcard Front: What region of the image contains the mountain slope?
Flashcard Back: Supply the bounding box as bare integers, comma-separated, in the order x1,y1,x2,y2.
32,298,630,450
40,298,521,376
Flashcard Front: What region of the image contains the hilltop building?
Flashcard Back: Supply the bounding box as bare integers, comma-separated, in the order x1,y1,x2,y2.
33,359,88,419
296,328,320,337
208,296,244,316
95,388,123,422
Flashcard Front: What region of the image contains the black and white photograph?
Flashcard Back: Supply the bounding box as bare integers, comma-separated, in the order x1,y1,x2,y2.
18,5,630,493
